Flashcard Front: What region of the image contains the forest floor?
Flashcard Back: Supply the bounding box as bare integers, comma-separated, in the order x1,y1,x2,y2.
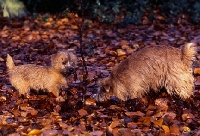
0,14,200,135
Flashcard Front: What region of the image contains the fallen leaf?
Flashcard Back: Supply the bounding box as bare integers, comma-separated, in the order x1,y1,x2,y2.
138,116,153,126
182,126,190,132
78,109,88,117
116,49,126,56
59,122,68,129
54,105,61,113
90,130,104,136
107,120,120,134
153,119,163,127
42,129,58,136
7,133,20,136
127,122,138,129
170,124,180,135
163,112,176,119
85,98,96,106
125,111,145,117
120,40,127,46
194,68,200,75
162,125,170,133
27,129,42,136
155,98,169,110
115,128,133,136
71,25,78,30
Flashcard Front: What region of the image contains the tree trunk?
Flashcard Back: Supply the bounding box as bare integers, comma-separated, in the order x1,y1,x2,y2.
0,0,29,18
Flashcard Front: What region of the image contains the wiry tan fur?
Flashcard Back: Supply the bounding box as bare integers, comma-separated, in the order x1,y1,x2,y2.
95,43,196,101
6,51,77,97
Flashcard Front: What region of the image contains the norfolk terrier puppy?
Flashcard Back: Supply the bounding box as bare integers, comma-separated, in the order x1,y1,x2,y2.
6,51,77,98
94,43,196,101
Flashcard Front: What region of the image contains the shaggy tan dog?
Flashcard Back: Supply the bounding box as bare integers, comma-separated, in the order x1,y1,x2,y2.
94,43,196,101
6,51,77,98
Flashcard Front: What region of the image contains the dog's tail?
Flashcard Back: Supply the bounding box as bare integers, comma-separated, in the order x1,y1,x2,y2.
6,54,15,70
182,43,196,64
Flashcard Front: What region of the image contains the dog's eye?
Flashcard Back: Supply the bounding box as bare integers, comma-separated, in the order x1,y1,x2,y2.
62,61,67,65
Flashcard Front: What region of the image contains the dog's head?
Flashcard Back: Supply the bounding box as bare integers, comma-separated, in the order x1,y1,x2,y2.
51,50,77,75
92,77,113,101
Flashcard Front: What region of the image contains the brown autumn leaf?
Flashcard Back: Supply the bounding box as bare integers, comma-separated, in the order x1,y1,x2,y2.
43,22,52,28
78,109,88,117
107,120,120,134
162,125,170,133
61,18,69,24
106,61,115,67
170,124,180,135
131,129,142,135
125,111,145,117
53,105,61,113
59,122,68,129
194,68,200,75
8,133,20,136
112,127,119,136
90,130,104,136
153,119,163,127
42,129,58,136
120,40,127,46
0,96,6,102
163,112,177,120
155,98,169,111
113,128,133,136
109,105,124,111
182,113,194,121
71,25,79,30
85,98,96,106
127,122,138,129
26,34,33,41
20,111,28,117
116,49,126,56
27,129,42,136
138,116,153,126
182,126,191,132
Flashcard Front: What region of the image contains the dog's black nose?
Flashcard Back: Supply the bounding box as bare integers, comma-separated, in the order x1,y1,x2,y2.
69,67,75,73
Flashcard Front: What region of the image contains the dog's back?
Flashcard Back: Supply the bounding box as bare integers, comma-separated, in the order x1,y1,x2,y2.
97,43,196,101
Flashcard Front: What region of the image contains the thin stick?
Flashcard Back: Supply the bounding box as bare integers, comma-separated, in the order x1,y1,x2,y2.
79,0,88,103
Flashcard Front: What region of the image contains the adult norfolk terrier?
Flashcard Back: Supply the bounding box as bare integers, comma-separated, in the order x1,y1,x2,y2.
6,51,77,98
94,43,196,101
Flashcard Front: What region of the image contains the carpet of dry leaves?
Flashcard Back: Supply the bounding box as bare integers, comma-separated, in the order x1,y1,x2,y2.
0,14,200,136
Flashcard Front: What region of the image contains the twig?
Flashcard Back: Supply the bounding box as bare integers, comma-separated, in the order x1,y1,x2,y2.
79,0,88,103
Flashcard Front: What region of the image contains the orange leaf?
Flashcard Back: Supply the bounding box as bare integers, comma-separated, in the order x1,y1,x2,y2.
117,49,126,56
71,25,79,30
109,121,120,129
27,129,42,136
107,120,120,134
170,124,180,135
162,125,170,133
85,98,96,106
138,117,152,126
78,109,88,117
154,119,163,127
120,40,127,46
125,111,145,117
194,68,200,75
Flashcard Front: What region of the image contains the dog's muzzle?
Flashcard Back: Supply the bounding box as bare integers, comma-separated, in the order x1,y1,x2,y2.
63,66,75,76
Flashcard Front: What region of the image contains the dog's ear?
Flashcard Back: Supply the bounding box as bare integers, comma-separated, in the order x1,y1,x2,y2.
103,84,110,93
101,77,111,92
51,54,57,62
51,54,58,66
68,52,77,66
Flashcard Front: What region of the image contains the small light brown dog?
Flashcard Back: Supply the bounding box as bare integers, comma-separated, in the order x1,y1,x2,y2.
6,51,77,98
94,43,196,101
